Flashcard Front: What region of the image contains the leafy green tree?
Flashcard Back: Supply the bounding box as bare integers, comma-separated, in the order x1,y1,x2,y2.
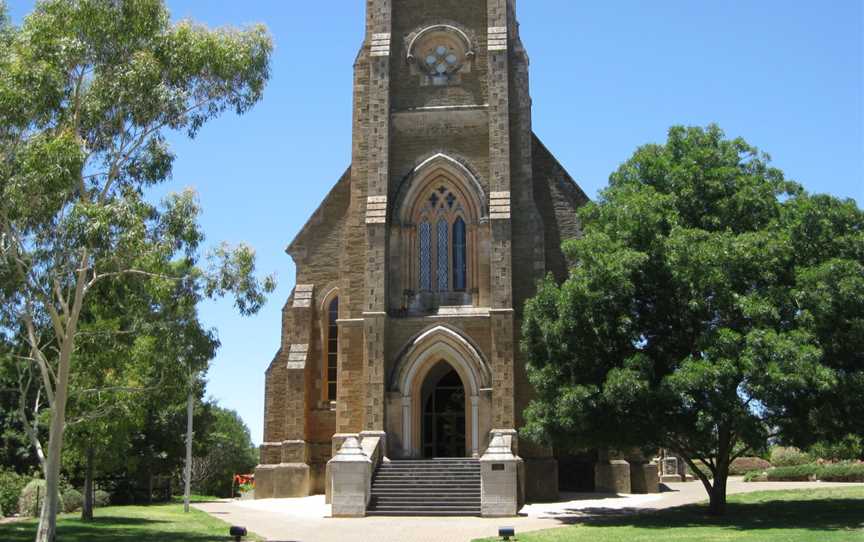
191,405,257,498
0,1,273,539
61,267,219,519
0,343,42,474
521,125,863,515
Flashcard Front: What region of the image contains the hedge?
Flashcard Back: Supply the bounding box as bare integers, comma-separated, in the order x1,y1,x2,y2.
748,462,864,483
743,471,767,482
765,464,818,481
816,463,864,483
729,457,772,475
770,446,812,467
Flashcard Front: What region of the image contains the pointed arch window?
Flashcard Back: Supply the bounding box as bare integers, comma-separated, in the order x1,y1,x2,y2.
436,218,449,291
453,217,467,291
411,184,471,296
325,296,339,401
419,222,432,291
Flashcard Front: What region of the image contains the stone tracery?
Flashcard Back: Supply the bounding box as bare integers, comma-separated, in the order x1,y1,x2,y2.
394,154,487,312
407,24,475,86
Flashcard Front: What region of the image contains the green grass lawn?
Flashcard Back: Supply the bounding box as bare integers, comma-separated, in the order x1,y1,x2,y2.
0,503,263,541
475,487,864,542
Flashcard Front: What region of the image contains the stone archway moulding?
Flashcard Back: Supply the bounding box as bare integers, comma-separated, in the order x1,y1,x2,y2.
406,25,476,65
394,153,489,224
391,325,491,457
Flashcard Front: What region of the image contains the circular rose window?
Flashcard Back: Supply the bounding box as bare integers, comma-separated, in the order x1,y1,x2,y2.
423,45,461,77
408,25,474,86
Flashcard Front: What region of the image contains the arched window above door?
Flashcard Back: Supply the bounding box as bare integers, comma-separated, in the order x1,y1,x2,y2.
413,184,470,298
393,154,488,313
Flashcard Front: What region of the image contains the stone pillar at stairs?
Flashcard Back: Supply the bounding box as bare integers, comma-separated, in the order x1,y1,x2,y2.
329,436,372,518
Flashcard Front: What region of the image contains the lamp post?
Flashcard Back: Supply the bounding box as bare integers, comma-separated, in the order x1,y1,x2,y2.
183,360,198,514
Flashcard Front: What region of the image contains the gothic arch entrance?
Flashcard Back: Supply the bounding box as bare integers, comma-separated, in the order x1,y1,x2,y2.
421,363,467,458
391,326,492,458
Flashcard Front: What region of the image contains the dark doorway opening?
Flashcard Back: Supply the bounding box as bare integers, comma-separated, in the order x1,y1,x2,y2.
421,367,466,458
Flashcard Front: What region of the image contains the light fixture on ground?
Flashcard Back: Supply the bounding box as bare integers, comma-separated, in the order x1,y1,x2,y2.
229,525,248,541
499,526,516,540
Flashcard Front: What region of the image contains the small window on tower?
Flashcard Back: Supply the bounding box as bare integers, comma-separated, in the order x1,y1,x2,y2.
407,25,474,87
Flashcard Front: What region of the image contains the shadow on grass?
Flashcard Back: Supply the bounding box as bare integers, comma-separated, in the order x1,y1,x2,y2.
0,516,236,542
171,495,223,504
552,497,864,534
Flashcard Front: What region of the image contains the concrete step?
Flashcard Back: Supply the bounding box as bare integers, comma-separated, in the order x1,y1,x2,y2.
378,469,480,473
380,466,480,471
372,493,480,504
367,459,481,517
381,461,480,469
372,489,481,495
380,463,480,470
372,497,481,505
366,510,481,517
372,504,480,515
372,483,480,492
372,478,481,487
375,475,479,480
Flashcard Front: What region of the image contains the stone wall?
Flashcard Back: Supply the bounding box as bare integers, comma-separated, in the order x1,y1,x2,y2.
390,0,489,111
259,0,591,506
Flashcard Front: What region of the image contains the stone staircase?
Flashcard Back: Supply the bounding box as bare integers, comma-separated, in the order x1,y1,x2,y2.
367,458,481,516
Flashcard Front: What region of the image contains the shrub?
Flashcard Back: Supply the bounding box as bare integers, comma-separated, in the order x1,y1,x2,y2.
765,464,819,481
0,470,29,517
810,435,864,462
729,457,772,475
816,463,864,483
18,480,65,518
62,488,83,513
94,490,111,507
743,470,767,482
770,446,812,467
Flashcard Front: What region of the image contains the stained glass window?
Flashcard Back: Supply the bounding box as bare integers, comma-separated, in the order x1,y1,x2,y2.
453,217,467,291
326,297,339,401
437,218,449,291
422,44,463,82
419,221,432,291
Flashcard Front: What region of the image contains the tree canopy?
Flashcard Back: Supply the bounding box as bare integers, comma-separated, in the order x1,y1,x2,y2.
0,1,274,538
521,125,864,515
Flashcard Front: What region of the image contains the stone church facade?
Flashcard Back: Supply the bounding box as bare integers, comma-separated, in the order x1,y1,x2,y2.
255,0,595,514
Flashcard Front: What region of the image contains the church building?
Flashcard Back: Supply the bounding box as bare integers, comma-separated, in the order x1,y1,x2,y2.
255,0,596,516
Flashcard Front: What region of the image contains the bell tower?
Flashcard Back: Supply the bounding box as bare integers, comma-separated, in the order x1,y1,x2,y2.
258,0,589,511
346,0,549,435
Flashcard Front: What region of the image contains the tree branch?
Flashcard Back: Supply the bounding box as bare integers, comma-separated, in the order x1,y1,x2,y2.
23,311,57,407
17,364,47,472
88,268,182,289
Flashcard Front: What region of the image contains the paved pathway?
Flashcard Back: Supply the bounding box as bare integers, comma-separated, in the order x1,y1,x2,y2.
194,479,863,542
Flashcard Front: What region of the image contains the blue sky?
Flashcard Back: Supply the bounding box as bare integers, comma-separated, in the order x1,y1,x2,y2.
7,1,863,444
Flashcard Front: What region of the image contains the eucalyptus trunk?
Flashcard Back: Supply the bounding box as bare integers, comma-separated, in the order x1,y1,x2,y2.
35,267,86,542
35,344,72,542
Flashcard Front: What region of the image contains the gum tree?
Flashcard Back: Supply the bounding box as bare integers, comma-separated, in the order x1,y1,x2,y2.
59,267,219,520
521,125,864,515
0,1,274,539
